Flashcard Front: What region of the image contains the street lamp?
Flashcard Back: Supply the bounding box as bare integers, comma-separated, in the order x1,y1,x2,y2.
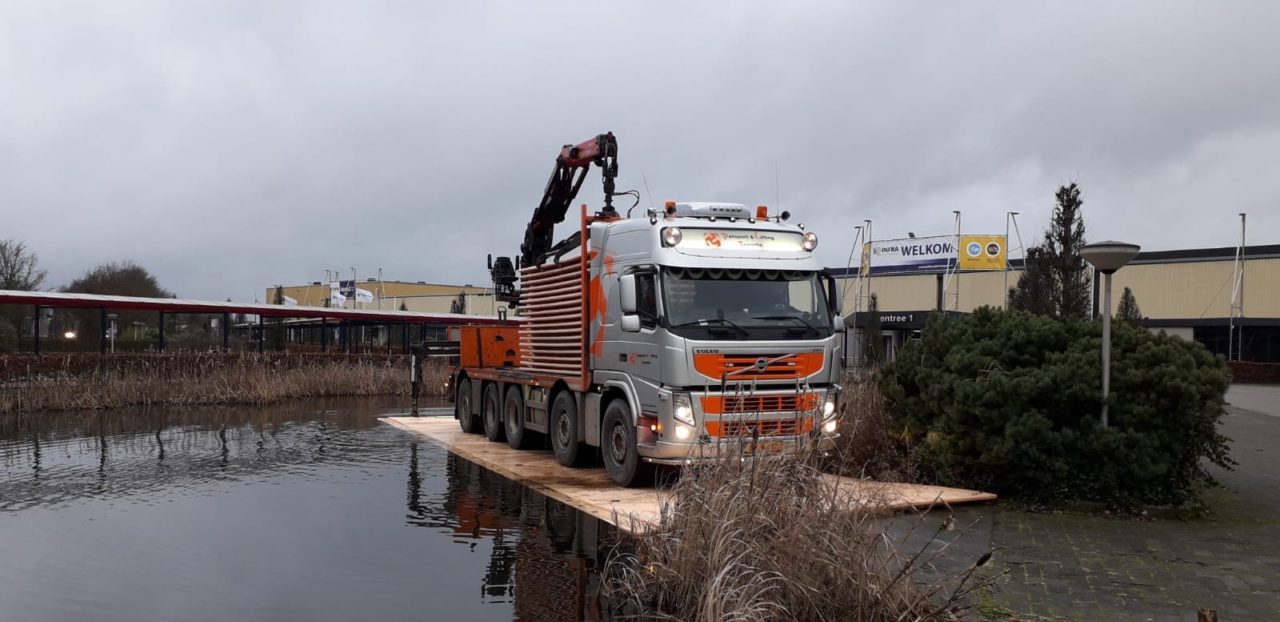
1081,241,1141,427
107,313,119,353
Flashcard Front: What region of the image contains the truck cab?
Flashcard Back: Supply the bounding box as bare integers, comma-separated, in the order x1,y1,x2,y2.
587,202,843,483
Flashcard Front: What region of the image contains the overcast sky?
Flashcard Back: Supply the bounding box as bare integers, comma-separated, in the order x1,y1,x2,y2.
3,1,1278,301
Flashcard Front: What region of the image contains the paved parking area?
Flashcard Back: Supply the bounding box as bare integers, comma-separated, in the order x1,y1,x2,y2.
915,385,1280,620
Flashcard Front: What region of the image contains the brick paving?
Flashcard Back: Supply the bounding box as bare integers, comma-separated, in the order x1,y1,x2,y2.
908,385,1280,621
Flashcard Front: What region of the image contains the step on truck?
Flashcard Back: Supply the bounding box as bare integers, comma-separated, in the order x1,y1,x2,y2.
450,132,844,487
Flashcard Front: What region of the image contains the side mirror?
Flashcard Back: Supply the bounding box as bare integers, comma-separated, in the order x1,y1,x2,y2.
621,315,641,333
824,273,842,316
619,274,638,314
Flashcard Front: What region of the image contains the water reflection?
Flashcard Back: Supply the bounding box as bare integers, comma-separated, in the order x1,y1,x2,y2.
0,400,616,622
0,398,409,512
408,445,617,620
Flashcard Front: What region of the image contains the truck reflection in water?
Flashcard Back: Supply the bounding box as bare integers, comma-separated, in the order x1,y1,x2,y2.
407,444,619,621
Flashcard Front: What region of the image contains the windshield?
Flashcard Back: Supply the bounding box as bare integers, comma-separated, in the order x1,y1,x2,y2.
661,267,831,339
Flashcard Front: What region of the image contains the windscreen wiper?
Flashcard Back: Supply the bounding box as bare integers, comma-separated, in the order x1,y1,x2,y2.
670,317,749,338
752,314,820,336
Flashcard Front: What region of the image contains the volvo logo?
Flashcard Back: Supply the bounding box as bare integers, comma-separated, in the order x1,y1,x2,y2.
755,357,769,371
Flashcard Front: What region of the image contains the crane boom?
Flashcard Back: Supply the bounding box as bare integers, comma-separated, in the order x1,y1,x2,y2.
490,132,618,306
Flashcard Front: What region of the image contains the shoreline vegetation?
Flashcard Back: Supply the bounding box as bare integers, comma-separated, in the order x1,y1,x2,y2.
0,352,448,413
605,450,996,620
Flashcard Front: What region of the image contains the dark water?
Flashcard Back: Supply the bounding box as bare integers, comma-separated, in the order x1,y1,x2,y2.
0,398,616,622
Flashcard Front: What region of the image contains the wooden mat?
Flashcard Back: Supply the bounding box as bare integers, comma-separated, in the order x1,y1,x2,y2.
382,415,995,533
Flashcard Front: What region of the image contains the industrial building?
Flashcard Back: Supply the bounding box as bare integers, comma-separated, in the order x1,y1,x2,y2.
264,280,508,316
834,243,1280,363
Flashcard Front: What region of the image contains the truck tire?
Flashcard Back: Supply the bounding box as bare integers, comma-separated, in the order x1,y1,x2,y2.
482,383,505,442
456,377,480,433
602,399,653,487
550,390,585,467
504,385,531,450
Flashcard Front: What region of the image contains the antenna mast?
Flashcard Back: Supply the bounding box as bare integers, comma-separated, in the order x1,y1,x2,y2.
1229,213,1246,361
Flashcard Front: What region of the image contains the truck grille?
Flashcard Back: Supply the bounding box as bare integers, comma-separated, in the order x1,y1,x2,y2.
705,418,814,438
693,352,823,380
701,393,819,414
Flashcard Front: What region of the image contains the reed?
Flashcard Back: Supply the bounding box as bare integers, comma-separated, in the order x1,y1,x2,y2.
604,452,995,621
0,352,448,413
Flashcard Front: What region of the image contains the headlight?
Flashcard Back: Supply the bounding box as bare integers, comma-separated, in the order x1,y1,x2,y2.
662,227,683,247
672,392,694,425
674,425,693,440
823,396,837,418
802,231,818,251
822,419,837,434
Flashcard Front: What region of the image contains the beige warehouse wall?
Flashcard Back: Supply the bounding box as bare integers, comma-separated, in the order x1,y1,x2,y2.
838,257,1277,320
1108,258,1280,319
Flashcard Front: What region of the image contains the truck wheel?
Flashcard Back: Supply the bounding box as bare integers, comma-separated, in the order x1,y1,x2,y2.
482,383,505,442
504,385,531,450
550,391,585,467
602,399,653,487
456,378,480,433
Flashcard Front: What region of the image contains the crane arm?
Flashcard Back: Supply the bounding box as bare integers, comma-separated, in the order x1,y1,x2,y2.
519,132,618,268
490,132,618,306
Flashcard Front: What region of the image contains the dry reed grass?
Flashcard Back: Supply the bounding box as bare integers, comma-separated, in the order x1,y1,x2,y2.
604,451,995,621
828,370,923,483
0,352,449,413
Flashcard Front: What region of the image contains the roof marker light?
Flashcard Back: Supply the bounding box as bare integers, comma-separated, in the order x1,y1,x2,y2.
756,205,768,219
802,231,818,251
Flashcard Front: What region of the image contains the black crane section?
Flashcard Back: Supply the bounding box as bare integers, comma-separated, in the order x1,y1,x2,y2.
489,132,618,306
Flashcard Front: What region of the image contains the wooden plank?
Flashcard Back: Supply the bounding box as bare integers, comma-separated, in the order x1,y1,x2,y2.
382,416,997,534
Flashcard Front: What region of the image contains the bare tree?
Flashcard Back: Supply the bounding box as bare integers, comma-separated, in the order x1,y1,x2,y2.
0,240,47,291
0,240,47,337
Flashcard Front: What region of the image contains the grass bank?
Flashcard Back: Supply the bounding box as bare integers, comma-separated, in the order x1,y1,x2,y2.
0,352,449,413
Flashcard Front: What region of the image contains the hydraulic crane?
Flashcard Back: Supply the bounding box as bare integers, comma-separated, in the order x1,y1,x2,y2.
489,132,619,306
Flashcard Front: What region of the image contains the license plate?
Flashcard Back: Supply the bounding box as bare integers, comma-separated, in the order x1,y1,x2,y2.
743,440,785,454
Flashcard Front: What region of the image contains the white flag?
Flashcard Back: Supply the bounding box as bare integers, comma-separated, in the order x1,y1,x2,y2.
355,288,374,303
282,295,298,306
330,289,347,305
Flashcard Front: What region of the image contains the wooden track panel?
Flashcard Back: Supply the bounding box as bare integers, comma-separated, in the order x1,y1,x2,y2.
382,416,997,534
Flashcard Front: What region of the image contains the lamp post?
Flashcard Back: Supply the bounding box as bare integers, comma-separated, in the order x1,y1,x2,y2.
107,313,119,353
1081,241,1141,427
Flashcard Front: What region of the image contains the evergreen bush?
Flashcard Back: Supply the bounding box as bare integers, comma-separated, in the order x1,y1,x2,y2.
882,307,1231,506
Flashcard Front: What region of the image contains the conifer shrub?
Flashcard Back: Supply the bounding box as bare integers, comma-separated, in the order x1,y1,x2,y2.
882,307,1231,506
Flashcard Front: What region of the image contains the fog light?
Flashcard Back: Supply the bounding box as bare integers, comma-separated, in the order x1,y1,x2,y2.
674,425,692,440
822,419,837,434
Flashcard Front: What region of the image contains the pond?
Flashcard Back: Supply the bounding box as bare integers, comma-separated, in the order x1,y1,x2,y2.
0,397,617,621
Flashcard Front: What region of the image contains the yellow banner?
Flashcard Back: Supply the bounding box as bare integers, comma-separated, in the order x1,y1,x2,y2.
958,235,1007,270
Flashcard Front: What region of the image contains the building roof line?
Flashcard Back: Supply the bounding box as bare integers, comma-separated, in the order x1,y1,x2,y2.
0,290,514,325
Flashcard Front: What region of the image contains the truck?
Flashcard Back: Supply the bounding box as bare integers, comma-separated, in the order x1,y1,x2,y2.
450,132,844,487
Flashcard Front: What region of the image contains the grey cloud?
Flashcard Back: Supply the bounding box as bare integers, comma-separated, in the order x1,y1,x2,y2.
2,1,1277,300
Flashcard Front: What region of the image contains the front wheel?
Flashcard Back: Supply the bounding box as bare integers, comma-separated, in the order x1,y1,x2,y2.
602,400,653,487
